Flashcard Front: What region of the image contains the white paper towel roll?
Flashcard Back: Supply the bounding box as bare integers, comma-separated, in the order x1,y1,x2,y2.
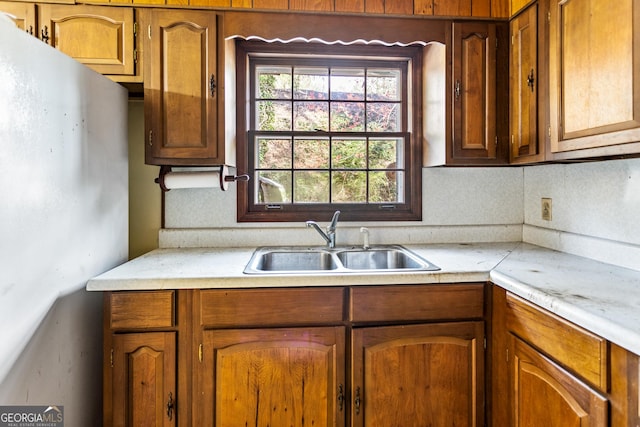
163,171,222,190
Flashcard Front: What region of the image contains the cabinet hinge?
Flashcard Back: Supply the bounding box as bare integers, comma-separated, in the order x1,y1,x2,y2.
148,24,152,40
148,130,153,146
110,348,114,368
548,126,552,138
548,11,551,22
133,22,138,37
495,136,498,147
133,48,138,64
506,348,509,362
484,338,487,350
198,344,203,363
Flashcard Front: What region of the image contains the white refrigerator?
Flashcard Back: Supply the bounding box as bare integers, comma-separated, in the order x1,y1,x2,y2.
0,14,128,425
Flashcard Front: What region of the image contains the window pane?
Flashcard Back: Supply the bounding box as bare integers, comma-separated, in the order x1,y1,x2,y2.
370,171,403,203
366,102,401,132
367,68,401,101
331,68,365,100
257,171,291,203
330,102,365,132
294,171,330,203
332,171,366,203
257,101,292,131
294,101,329,131
257,137,292,168
294,138,330,169
294,67,328,100
256,66,292,99
332,138,367,169
369,138,402,169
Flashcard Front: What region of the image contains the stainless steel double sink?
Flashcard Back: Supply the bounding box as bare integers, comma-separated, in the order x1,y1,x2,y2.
244,245,440,274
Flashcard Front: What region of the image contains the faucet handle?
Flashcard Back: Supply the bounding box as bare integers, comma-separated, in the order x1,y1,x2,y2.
360,227,370,250
328,210,341,231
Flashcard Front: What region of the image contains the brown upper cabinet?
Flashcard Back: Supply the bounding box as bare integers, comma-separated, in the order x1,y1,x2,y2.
449,21,508,165
548,0,640,158
0,3,139,82
0,1,36,34
509,1,548,164
141,9,233,166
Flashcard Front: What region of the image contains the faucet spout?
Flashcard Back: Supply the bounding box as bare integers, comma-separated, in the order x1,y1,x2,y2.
306,210,340,248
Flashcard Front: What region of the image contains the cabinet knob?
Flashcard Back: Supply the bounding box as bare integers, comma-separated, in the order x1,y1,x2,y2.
210,74,216,97
354,386,361,415
166,392,174,421
41,26,49,43
527,69,535,92
337,384,344,411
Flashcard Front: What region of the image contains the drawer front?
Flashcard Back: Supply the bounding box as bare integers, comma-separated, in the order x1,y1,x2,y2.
350,283,485,322
506,293,607,391
198,287,346,328
108,291,175,330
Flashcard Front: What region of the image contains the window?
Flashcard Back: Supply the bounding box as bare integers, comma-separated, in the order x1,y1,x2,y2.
236,41,423,222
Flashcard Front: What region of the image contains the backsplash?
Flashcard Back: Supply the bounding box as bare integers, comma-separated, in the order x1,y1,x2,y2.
522,158,640,271
161,157,640,271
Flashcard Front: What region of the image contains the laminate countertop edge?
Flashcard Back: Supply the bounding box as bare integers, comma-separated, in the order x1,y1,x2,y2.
88,242,640,355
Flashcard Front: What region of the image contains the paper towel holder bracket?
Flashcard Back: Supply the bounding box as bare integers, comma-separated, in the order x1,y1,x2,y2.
155,165,249,192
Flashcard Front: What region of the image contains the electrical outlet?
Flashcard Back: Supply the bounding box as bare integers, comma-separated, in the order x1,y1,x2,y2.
541,198,552,221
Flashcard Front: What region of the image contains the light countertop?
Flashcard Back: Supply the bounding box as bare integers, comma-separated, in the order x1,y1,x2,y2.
87,242,640,355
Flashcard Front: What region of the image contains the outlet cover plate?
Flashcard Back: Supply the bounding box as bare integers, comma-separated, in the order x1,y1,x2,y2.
541,198,552,221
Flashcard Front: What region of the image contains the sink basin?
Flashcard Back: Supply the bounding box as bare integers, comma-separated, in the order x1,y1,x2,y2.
336,248,426,270
244,245,439,274
248,249,339,272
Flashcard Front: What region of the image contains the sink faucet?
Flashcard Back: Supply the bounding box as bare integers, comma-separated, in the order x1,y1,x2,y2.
306,210,340,248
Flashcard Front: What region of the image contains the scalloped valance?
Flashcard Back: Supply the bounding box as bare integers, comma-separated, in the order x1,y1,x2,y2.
223,11,447,46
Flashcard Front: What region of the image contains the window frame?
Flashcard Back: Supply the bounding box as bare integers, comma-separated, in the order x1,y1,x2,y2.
236,40,423,222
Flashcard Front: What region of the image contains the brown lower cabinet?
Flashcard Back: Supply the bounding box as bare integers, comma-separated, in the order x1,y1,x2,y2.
490,285,640,427
104,283,485,427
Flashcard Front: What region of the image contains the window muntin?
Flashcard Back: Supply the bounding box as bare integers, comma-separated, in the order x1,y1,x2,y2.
238,41,422,222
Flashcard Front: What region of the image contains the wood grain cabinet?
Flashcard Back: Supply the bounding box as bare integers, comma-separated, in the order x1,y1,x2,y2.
548,0,640,158
104,283,485,426
450,21,508,165
490,286,640,427
141,9,232,166
38,4,138,79
0,1,36,35
104,290,185,427
509,1,548,164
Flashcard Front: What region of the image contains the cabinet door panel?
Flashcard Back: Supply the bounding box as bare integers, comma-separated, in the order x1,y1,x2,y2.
143,9,220,165
550,0,640,152
0,1,36,34
39,5,134,75
200,327,346,427
110,332,177,427
511,336,607,427
352,321,484,427
452,22,497,161
510,3,539,162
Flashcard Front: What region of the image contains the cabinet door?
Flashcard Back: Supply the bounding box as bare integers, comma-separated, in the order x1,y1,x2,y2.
199,326,346,427
0,1,36,35
451,22,498,162
109,332,177,427
510,336,607,427
510,3,541,163
38,5,135,76
351,321,484,427
142,9,222,166
549,0,640,154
